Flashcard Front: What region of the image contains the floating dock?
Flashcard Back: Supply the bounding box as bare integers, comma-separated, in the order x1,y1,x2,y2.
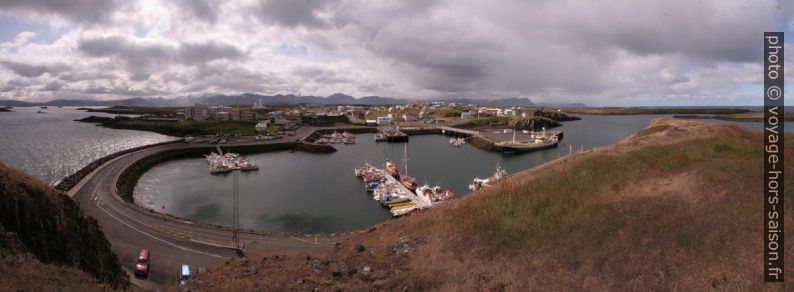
382,172,433,209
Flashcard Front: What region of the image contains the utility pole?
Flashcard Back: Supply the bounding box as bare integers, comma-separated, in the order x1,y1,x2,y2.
232,170,239,248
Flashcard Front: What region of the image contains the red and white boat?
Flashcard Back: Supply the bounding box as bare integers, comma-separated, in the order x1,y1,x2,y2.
401,176,417,191
385,161,400,178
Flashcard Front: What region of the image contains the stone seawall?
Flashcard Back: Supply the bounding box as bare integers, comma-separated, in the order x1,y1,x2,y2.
469,136,496,152
401,128,442,135
55,140,183,192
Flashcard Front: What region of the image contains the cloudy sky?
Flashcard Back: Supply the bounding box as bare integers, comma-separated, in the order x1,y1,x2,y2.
0,0,791,106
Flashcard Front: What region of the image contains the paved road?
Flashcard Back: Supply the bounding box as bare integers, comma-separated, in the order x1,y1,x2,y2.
69,129,342,286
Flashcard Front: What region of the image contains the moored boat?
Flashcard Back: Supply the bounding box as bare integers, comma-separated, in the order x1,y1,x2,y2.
385,161,400,178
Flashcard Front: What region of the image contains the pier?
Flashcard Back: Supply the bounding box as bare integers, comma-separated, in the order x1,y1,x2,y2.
377,128,409,142
437,125,481,137
382,172,433,209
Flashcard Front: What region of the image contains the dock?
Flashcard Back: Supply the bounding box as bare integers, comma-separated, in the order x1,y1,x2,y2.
382,172,433,209
437,125,481,137
377,128,409,142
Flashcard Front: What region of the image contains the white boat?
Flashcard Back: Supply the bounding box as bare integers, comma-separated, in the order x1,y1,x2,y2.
469,164,508,191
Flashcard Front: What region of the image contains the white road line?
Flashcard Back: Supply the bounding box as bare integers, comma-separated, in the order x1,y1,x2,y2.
95,198,227,259
289,236,319,245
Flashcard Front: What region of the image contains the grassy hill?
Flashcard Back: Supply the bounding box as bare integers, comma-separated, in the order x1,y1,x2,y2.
188,119,792,290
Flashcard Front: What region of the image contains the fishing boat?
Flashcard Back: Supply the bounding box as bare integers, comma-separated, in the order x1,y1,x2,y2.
450,137,465,147
494,126,559,153
209,165,232,174
417,185,455,202
385,161,400,178
239,163,259,171
469,164,508,191
354,163,376,177
399,143,417,191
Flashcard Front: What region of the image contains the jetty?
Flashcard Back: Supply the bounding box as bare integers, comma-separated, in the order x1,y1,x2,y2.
382,172,433,209
437,125,481,137
377,128,409,142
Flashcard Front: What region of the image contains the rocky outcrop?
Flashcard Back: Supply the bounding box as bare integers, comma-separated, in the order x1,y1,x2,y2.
0,162,129,289
529,110,581,121
508,116,561,130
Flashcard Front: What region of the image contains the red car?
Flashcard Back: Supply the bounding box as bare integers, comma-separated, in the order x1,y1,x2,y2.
134,249,150,278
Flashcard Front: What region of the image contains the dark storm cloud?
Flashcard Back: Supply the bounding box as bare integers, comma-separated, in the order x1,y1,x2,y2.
0,61,47,77
178,42,245,64
256,0,329,28
0,0,122,24
291,66,351,84
173,0,220,23
77,36,245,80
81,84,162,96
78,36,244,65
551,0,775,63
39,80,62,91
0,61,67,78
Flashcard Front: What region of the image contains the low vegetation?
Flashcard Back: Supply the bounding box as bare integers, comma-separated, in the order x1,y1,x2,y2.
81,105,182,117
77,115,259,136
189,120,791,290
674,111,794,122
564,107,750,115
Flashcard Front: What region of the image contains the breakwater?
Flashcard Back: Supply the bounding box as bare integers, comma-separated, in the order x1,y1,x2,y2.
400,127,441,135
116,142,295,202
54,139,183,191
469,135,497,151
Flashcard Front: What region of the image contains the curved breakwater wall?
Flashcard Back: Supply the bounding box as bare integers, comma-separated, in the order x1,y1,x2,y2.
401,128,442,135
116,142,295,202
55,140,183,191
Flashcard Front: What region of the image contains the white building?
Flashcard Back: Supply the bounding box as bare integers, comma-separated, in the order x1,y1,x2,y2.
460,111,474,119
255,120,269,133
252,98,266,109
377,116,393,125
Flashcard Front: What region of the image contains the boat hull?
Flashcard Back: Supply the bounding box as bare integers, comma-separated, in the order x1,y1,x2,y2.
495,141,559,154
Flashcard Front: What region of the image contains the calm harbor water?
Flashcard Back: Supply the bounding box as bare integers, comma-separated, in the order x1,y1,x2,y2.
133,115,792,233
0,107,174,185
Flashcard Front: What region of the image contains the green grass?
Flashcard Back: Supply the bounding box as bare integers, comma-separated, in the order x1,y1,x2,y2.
172,120,257,135
430,107,467,118
454,117,509,128
635,124,672,137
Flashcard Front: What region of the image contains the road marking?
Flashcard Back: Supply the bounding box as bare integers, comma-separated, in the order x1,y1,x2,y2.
95,198,227,259
290,236,319,245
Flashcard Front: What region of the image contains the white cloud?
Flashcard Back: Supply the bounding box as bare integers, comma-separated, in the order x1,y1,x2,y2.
0,0,789,105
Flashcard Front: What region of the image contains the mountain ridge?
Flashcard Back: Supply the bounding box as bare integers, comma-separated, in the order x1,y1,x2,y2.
0,94,572,107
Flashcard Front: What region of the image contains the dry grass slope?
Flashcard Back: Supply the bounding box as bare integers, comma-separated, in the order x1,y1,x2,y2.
190,119,792,291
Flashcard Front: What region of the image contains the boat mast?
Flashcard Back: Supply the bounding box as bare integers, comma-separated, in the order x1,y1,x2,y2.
403,143,409,176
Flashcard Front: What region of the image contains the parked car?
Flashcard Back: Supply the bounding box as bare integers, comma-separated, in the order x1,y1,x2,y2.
133,249,150,278
180,264,191,286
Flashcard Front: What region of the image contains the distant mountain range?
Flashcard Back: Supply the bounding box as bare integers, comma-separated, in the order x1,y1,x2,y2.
0,93,586,108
